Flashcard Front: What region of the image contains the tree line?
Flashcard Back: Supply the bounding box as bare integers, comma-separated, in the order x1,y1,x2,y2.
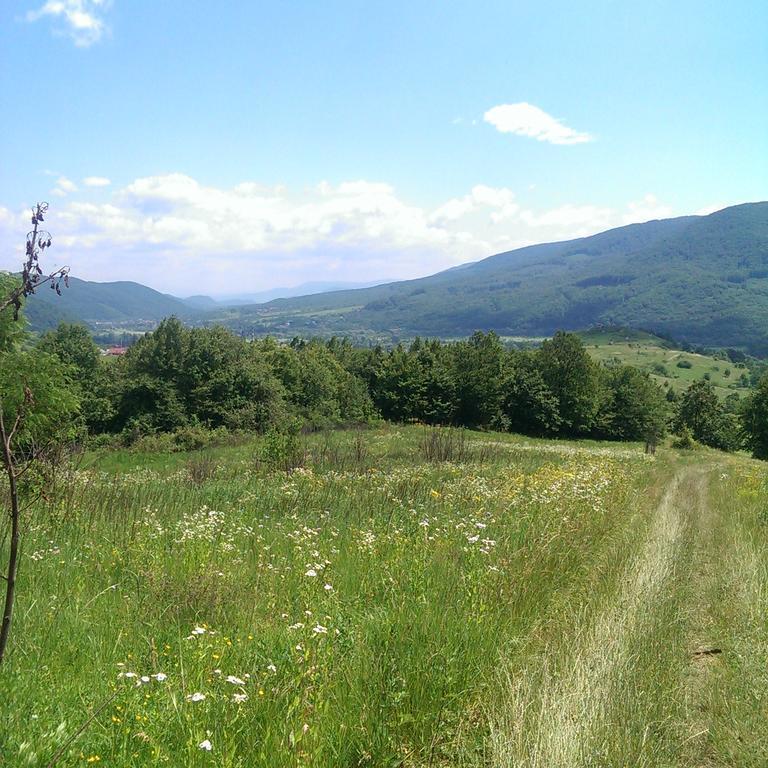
25,316,768,458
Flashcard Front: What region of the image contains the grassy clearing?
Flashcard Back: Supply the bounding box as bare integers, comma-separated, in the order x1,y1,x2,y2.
581,328,749,398
0,427,765,766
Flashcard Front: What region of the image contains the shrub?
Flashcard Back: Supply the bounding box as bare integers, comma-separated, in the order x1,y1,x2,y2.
186,453,219,485
258,427,305,472
173,424,228,452
672,425,696,449
676,359,693,369
130,432,177,453
87,432,120,451
419,427,468,463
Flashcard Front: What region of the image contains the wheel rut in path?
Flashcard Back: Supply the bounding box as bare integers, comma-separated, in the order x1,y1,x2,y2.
493,468,696,768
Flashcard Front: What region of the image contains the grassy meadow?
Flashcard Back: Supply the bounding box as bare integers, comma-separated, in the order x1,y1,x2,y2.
580,329,751,399
1,426,766,766
580,329,750,398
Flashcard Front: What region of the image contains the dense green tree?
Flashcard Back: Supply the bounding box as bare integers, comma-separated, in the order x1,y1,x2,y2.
450,331,506,428
538,332,601,435
182,327,285,430
675,380,737,450
598,365,668,442
502,352,561,435
118,321,287,433
38,323,116,432
741,375,768,459
403,339,458,425
370,343,427,423
128,316,187,383
38,323,99,375
263,338,373,428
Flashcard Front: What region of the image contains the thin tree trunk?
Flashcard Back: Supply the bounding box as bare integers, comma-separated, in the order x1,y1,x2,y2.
0,412,19,665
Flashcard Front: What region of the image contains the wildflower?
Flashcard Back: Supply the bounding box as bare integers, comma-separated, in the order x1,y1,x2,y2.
324,583,333,591
267,663,277,673
192,626,207,635
232,693,248,703
312,624,328,635
225,675,246,685
153,673,167,682
139,676,150,684
198,739,213,751
86,756,100,763
186,692,206,702
305,568,318,577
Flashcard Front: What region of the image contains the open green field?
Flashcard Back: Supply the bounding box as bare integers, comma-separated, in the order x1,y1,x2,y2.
580,328,752,398
2,426,767,766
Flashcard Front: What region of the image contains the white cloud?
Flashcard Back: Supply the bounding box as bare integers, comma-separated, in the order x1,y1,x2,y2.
0,176,682,294
520,204,613,232
431,185,519,224
621,194,673,224
51,176,78,196
83,176,111,187
484,102,593,145
695,202,728,216
26,0,110,47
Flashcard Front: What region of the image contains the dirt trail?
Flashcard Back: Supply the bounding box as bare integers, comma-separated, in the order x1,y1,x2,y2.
681,469,721,767
492,468,698,767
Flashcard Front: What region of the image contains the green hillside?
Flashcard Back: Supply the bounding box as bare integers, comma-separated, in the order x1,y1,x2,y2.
579,328,755,399
206,202,768,352
23,276,195,331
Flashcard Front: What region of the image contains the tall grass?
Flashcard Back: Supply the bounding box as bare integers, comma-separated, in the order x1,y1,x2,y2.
3,427,760,766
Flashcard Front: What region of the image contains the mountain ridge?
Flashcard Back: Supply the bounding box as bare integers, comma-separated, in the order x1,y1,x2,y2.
16,202,768,352
203,202,768,352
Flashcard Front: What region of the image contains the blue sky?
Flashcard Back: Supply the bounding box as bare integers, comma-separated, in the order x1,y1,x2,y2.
1,0,766,295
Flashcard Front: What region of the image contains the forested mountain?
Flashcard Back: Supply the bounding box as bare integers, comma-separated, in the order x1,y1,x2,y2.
207,202,768,352
16,202,768,350
24,277,195,331
19,277,387,330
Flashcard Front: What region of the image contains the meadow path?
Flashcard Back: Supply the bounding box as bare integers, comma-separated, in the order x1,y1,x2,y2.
491,460,763,768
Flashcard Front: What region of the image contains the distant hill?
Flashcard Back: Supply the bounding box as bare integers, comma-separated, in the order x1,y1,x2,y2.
204,202,768,353
24,277,194,331
19,277,389,331
180,295,219,310
17,202,768,352
213,280,392,306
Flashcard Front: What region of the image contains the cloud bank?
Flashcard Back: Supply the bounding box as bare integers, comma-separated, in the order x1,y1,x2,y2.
0,174,680,295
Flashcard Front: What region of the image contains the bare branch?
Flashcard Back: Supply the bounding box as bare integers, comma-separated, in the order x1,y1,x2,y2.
0,201,70,665
0,202,69,319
